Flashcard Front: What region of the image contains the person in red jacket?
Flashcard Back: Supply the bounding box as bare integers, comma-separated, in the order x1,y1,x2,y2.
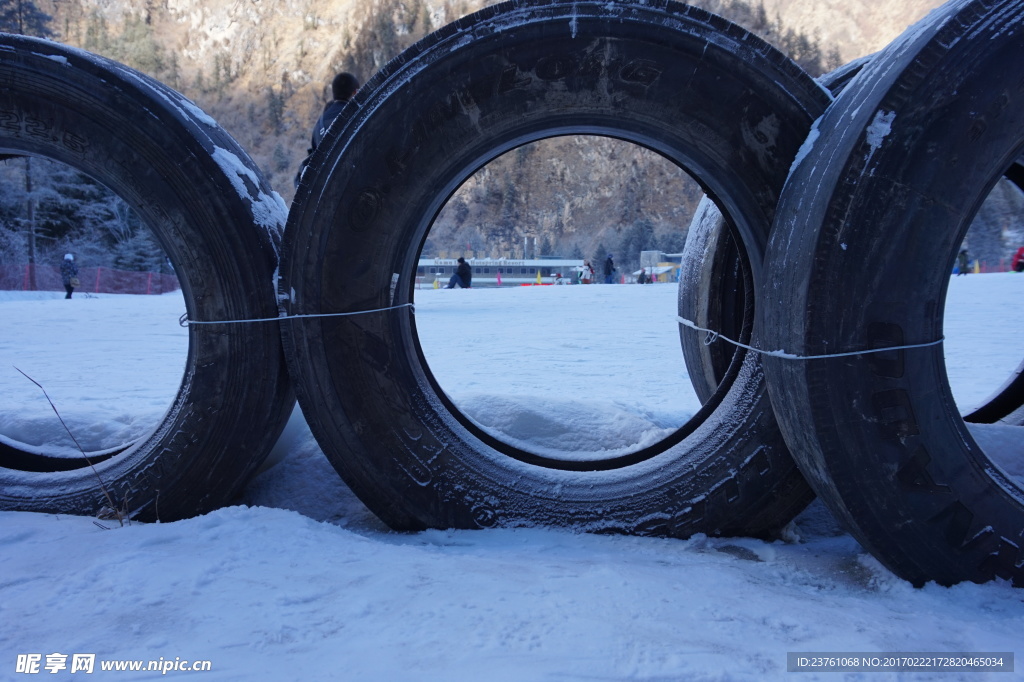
1012,246,1024,272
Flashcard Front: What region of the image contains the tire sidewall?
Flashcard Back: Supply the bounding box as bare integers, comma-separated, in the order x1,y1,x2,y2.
0,36,293,520
283,0,827,534
761,0,1024,585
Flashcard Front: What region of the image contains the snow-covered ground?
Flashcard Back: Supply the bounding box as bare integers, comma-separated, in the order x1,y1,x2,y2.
0,275,1021,680
416,283,700,461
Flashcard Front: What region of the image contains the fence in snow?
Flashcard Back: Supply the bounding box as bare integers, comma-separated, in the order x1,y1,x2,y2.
0,264,180,295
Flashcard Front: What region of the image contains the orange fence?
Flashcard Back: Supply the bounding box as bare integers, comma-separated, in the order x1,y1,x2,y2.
0,264,180,295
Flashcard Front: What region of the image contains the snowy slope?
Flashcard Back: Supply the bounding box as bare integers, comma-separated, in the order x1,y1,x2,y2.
0,276,1022,680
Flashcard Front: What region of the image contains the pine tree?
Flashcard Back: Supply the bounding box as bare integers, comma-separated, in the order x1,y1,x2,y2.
539,236,552,258
618,219,655,271
0,158,29,264
113,14,168,78
0,220,24,264
112,228,164,272
267,89,285,134
272,144,291,173
83,11,111,54
0,0,53,284
0,0,53,37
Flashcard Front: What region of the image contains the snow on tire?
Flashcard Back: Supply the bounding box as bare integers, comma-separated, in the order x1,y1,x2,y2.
759,0,1024,586
280,0,829,537
0,35,293,521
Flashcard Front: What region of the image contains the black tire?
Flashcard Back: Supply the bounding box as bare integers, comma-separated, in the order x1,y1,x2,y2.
759,0,1024,586
821,54,1024,425
818,56,1024,426
678,57,870,404
681,55,1024,420
678,197,751,405
0,35,293,521
280,0,829,537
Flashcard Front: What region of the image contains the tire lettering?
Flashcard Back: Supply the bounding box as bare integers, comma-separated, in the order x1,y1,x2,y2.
410,91,474,151
396,426,436,486
348,187,383,231
62,130,88,154
393,91,473,177
0,109,19,132
113,158,147,201
967,118,987,142
0,110,54,141
24,115,50,140
357,329,394,374
470,500,499,528
619,59,661,86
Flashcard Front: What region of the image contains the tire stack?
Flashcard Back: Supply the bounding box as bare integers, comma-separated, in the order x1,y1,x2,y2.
280,0,1024,587
2,0,1020,588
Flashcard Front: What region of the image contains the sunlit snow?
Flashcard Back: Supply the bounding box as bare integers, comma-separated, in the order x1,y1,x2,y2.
0,274,1021,679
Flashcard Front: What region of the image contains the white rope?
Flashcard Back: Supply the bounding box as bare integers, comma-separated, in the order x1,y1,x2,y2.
181,306,942,358
676,315,944,360
180,303,415,327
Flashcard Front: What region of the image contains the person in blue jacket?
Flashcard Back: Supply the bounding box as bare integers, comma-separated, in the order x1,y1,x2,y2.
446,257,472,289
295,72,360,187
603,253,616,284
956,248,970,275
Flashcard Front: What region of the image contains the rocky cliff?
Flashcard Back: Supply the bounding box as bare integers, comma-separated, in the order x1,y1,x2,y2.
29,0,1017,269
